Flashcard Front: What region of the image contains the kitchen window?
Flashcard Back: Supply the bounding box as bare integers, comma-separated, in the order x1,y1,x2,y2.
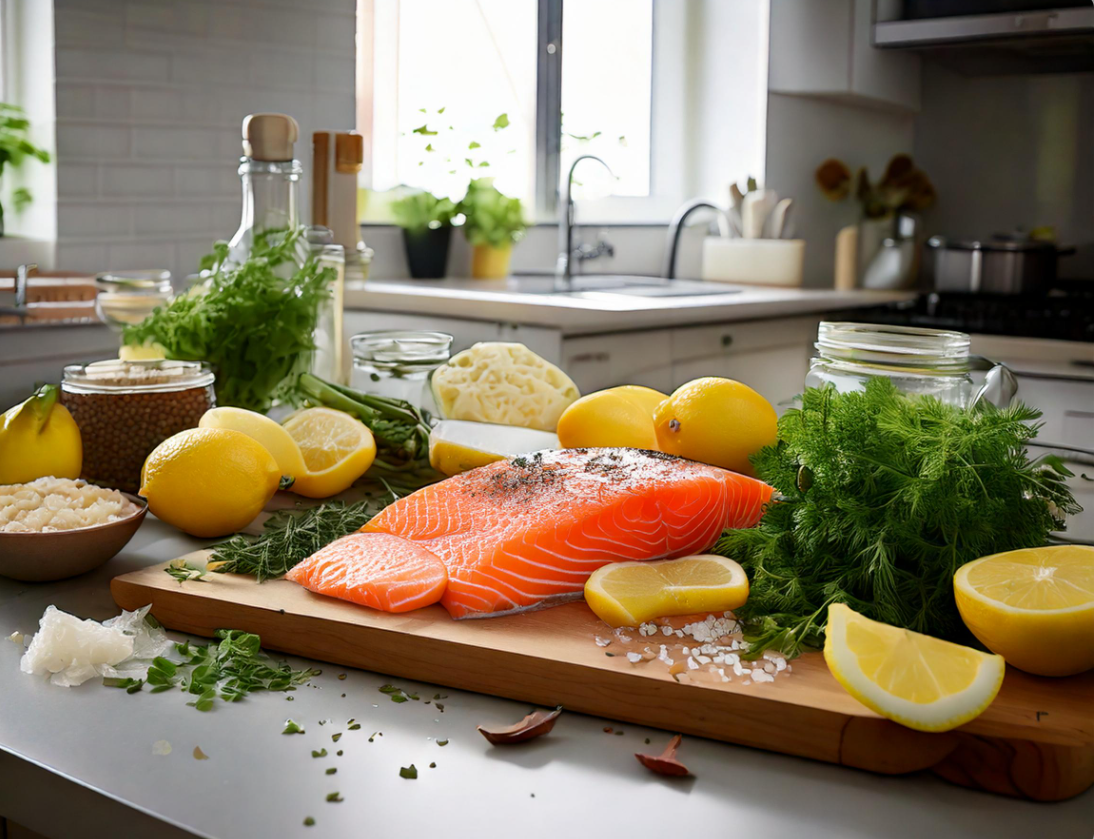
359,0,683,223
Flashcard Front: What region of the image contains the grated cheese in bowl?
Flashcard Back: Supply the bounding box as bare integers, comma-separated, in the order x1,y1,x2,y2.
0,477,140,533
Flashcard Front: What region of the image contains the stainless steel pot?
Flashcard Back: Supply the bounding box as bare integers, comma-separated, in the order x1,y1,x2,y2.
923,236,1075,294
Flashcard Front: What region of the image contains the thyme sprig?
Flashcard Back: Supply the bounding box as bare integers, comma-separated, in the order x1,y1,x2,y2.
717,378,1080,659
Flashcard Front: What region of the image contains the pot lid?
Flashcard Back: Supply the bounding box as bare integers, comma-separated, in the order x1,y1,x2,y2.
926,236,1059,253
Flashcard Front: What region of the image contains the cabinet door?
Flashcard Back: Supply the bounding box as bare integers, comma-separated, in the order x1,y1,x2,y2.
562,331,674,393
671,317,818,412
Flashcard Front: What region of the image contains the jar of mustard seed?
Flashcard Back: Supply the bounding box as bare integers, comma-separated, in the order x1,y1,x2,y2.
61,360,215,493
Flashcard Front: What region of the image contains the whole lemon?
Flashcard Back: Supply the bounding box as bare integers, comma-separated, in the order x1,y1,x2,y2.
140,427,282,538
557,385,667,450
0,385,83,484
653,377,777,475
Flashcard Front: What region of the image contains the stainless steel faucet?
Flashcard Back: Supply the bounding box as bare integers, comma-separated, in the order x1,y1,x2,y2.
662,200,730,279
15,263,36,310
556,154,613,289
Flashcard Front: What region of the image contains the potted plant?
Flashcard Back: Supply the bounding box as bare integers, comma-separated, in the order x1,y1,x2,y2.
391,190,456,279
457,178,527,279
0,104,51,237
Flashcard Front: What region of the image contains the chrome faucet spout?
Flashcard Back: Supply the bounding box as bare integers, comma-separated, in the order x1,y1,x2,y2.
556,154,613,289
662,200,730,280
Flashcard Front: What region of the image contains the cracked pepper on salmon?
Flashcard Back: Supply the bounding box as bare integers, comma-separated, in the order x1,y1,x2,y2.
286,448,773,619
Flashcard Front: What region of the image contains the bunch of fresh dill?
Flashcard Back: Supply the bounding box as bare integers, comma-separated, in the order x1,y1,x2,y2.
208,497,390,582
716,377,1079,659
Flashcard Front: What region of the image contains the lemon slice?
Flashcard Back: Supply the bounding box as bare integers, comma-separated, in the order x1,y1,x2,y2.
823,603,1004,733
199,407,307,479
282,407,377,499
429,420,558,477
430,342,580,431
955,545,1094,677
584,554,749,628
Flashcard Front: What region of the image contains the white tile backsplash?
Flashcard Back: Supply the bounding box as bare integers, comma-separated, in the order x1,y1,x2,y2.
53,0,358,282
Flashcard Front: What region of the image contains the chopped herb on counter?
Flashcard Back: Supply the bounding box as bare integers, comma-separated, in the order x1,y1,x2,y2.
326,792,343,803
304,817,315,827
331,733,342,743
311,749,328,758
348,723,361,731
436,739,448,747
283,720,305,735
399,765,418,780
325,768,337,775
718,378,1081,659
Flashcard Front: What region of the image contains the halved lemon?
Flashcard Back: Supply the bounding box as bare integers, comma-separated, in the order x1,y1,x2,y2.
584,554,749,628
282,407,376,499
823,603,1004,733
199,407,307,480
429,420,559,477
955,545,1094,677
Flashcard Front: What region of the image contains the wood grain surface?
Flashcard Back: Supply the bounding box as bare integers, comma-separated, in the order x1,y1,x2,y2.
112,553,1094,802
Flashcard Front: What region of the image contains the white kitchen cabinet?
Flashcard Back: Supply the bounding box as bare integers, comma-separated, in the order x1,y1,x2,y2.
670,316,820,411
562,330,674,393
768,0,921,112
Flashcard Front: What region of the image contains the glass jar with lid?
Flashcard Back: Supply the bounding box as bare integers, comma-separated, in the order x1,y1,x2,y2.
806,322,1017,409
350,331,453,411
94,270,174,331
61,360,215,493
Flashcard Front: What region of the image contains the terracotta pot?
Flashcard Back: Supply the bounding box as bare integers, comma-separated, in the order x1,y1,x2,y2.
470,243,512,280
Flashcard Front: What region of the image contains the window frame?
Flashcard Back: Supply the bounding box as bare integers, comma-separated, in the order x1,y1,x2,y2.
359,0,684,224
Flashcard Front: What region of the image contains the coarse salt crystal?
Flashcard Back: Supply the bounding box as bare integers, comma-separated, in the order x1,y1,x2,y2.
661,626,673,637
697,655,712,665
626,652,643,663
763,662,776,674
775,659,787,672
687,657,699,670
595,636,611,647
732,661,745,676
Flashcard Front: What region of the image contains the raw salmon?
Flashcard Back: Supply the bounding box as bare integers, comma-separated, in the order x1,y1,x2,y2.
286,532,447,613
356,448,774,619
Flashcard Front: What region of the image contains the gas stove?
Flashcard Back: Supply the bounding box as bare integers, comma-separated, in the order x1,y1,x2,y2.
845,291,1094,343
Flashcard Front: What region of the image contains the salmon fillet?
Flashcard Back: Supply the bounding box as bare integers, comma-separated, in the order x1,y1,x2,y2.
285,532,448,613
359,448,773,619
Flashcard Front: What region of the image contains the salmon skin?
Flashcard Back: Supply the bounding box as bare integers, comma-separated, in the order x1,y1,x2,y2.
355,448,773,619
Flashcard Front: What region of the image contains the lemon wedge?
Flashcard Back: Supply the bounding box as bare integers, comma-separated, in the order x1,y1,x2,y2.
282,407,377,498
429,420,558,477
823,603,1004,733
199,407,307,480
584,554,749,628
955,545,1094,677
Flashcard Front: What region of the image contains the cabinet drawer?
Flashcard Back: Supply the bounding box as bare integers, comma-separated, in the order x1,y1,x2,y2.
562,331,673,393
670,316,820,365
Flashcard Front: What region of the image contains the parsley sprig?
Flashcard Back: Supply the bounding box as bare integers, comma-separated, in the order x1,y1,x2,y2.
717,378,1080,659
105,630,318,710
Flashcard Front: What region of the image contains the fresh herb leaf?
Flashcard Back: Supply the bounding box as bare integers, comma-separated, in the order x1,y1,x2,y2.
717,379,1081,659
210,498,387,581
312,749,328,758
492,113,509,130
123,227,333,412
399,765,418,779
283,720,305,735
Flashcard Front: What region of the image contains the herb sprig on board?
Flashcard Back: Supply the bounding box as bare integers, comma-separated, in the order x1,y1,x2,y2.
208,498,390,582
123,228,333,412
717,378,1079,659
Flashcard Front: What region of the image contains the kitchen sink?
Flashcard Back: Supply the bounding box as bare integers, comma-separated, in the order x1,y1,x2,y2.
508,275,741,298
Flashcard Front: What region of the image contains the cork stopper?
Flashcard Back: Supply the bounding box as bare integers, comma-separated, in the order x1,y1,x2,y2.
335,132,364,174
242,113,299,161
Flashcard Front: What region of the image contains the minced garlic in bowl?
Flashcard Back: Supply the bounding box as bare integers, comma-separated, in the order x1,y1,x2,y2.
0,477,140,533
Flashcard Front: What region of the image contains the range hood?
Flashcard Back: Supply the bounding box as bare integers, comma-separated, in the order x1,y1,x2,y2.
874,7,1094,74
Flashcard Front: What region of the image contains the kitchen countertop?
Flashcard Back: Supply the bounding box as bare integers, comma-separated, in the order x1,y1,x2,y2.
2,519,1092,839
344,278,915,334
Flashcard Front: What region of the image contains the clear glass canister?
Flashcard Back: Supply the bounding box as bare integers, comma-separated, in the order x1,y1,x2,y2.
60,360,216,493
94,270,174,331
806,322,983,407
350,331,453,411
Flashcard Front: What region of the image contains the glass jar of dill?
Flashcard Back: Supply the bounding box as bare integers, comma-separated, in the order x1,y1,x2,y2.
806,322,1016,409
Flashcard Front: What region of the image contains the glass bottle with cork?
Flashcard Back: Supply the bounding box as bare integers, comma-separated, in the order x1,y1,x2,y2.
227,113,344,382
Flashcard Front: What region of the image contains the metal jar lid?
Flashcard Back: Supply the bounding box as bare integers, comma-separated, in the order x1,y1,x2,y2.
61,359,215,394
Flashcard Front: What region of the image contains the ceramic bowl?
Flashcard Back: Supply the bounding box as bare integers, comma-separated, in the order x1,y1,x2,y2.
0,493,147,582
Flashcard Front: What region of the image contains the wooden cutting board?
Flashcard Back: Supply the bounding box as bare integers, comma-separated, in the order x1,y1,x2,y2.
112,553,1094,802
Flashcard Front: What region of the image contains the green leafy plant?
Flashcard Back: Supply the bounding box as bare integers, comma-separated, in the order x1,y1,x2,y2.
0,103,51,233
390,190,457,233
122,227,332,412
716,377,1079,660
457,177,526,249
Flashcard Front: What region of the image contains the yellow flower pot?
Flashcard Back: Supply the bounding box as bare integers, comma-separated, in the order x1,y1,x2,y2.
471,243,512,280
